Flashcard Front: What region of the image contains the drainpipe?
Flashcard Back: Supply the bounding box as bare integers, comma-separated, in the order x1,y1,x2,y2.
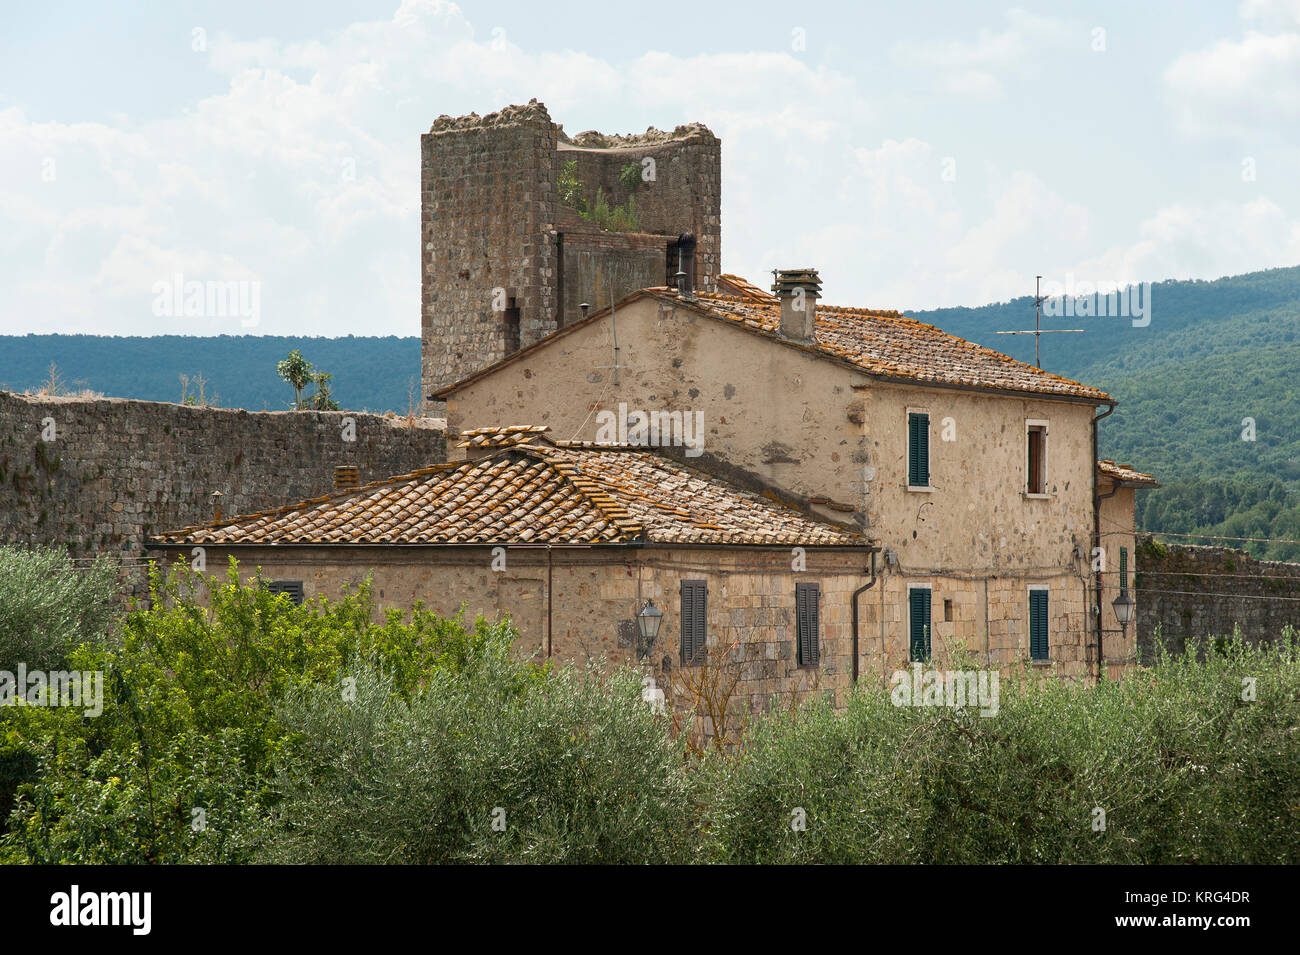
546,544,554,659
1092,400,1116,682
851,547,881,683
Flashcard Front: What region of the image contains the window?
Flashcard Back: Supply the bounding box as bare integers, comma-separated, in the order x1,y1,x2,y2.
268,580,304,606
1119,546,1129,594
503,301,521,356
943,598,953,622
680,579,707,666
909,587,931,662
1026,421,1048,494
1029,588,1049,660
908,412,930,487
796,582,821,667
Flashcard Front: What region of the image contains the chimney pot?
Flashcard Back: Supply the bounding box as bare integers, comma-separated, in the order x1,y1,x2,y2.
772,268,822,341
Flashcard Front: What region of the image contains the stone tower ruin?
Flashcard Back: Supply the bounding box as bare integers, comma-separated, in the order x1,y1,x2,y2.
420,100,721,409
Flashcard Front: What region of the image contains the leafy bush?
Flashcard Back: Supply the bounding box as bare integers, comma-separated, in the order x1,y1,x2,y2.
261,637,695,864
703,638,1300,864
0,545,119,670
4,553,1296,865
2,558,505,862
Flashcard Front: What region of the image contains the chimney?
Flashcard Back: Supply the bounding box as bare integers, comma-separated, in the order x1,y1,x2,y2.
772,268,821,341
675,232,697,299
333,465,360,489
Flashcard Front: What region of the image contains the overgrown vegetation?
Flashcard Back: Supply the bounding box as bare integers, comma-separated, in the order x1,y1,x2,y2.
276,349,340,410
2,548,1297,864
557,159,641,232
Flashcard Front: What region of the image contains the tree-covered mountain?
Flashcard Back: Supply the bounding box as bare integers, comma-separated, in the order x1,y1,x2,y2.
0,335,421,414
4,264,1300,556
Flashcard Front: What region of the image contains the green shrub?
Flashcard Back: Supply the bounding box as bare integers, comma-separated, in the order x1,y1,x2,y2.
261,638,695,864
0,544,119,670
703,637,1300,864
2,558,505,862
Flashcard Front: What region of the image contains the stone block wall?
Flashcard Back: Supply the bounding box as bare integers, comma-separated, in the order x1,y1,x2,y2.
153,544,864,739
0,392,445,591
1135,536,1300,657
421,101,559,400
420,100,720,409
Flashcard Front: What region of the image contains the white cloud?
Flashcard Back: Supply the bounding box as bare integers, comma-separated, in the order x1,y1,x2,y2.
890,8,1078,99
1,0,1295,339
1076,197,1300,284
1164,30,1300,137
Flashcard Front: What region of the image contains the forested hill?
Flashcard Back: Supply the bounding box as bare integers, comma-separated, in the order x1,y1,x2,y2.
0,335,421,414
4,264,1300,556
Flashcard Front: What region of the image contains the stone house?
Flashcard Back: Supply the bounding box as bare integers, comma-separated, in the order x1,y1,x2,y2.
149,426,873,720
432,273,1158,681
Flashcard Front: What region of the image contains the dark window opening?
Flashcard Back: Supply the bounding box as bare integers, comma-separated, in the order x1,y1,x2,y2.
680,579,707,666
1027,425,1047,494
796,582,821,667
943,598,953,622
267,580,304,606
503,300,521,357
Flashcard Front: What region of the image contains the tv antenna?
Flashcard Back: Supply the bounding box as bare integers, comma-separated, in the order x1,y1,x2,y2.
594,277,624,385
996,275,1084,368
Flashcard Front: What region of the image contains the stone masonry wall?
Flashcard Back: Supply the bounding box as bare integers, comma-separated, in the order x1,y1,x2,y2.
422,101,558,400
420,100,720,410
1136,536,1300,657
0,392,445,591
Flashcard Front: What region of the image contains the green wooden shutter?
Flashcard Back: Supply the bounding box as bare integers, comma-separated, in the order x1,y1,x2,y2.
909,588,931,662
680,580,707,665
796,582,820,667
909,413,929,486
1029,589,1049,660
1119,547,1129,595
268,580,304,606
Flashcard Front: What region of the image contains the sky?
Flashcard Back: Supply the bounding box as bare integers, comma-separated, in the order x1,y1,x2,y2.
2,0,1299,336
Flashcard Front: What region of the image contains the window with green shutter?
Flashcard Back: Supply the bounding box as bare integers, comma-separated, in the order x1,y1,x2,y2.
267,580,304,606
1029,589,1049,660
680,579,707,666
796,582,820,667
1119,546,1129,594
908,413,930,487
909,587,931,662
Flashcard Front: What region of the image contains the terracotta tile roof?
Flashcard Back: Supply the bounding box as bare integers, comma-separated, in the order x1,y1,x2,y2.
151,443,863,548
716,274,777,303
457,424,552,449
659,290,1111,401
1098,460,1159,487
433,279,1112,403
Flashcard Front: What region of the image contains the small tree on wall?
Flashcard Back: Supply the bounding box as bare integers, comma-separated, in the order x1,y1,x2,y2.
277,350,311,409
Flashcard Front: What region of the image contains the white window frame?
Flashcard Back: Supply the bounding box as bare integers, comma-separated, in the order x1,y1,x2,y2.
1024,418,1051,498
